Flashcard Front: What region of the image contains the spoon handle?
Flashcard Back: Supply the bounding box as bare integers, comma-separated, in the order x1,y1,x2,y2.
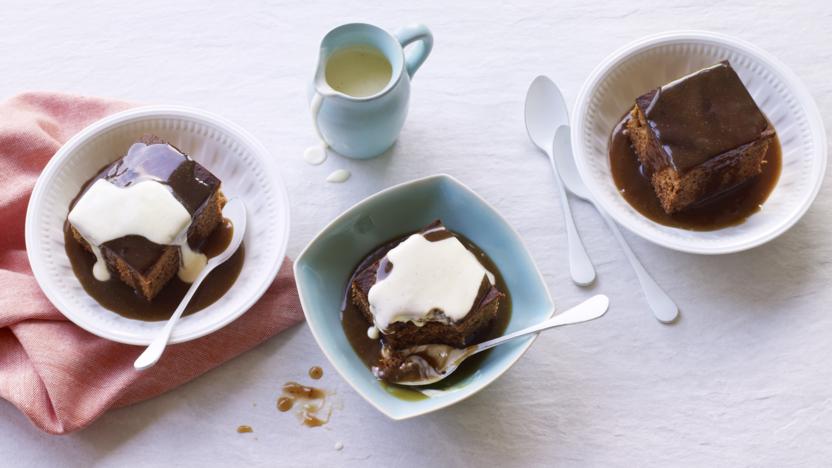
547,153,596,286
133,264,217,371
594,206,678,323
471,294,609,355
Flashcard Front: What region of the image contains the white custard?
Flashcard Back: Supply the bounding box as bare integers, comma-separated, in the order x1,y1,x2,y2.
325,46,392,98
67,179,206,283
303,143,327,165
310,92,327,146
367,233,495,331
326,169,351,183
177,244,208,283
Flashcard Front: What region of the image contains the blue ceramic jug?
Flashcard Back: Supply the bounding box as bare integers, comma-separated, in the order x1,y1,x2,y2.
310,23,433,159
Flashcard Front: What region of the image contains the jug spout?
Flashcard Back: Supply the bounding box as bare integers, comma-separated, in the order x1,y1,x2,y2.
312,48,335,97
309,45,342,147
309,45,337,146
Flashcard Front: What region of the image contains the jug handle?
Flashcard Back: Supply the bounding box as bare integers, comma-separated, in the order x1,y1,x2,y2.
395,24,433,78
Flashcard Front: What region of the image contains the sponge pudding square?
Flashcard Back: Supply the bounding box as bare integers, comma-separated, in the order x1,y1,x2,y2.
69,135,225,300
625,61,775,213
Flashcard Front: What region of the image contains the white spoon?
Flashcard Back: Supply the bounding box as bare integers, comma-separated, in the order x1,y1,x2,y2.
133,198,247,370
384,294,609,386
524,77,596,286
537,85,679,325
551,125,678,323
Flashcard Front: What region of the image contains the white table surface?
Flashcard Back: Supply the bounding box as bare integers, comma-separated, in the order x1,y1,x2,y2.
2,1,831,466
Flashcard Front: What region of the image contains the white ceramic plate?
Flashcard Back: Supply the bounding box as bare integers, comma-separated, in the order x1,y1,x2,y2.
572,31,827,254
25,106,290,345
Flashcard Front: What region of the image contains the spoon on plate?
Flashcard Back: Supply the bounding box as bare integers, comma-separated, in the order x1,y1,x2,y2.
529,75,678,323
133,198,247,371
384,294,609,386
525,77,596,286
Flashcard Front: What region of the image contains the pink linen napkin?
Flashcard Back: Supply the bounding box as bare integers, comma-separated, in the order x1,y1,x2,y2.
0,92,304,434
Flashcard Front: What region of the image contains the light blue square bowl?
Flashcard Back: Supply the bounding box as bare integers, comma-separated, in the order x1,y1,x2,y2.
294,174,554,419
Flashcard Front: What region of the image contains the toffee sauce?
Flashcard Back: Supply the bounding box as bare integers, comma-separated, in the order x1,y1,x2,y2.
308,366,323,380
609,114,782,231
64,218,244,321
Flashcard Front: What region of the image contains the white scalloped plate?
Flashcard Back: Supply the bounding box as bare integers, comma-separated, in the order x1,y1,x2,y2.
572,31,827,254
25,106,290,345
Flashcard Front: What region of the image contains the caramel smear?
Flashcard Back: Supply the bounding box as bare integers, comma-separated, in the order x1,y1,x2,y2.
237,425,253,434
278,381,331,427
277,396,294,412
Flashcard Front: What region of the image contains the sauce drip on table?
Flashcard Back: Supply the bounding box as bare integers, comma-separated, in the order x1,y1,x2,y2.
277,396,293,412
277,382,330,427
308,366,323,380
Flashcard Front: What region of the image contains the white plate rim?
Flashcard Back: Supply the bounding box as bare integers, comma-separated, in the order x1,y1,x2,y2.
24,105,291,345
571,30,827,255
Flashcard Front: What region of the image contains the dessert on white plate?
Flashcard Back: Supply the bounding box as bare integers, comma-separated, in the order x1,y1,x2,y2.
25,105,290,345
572,31,827,254
66,135,228,302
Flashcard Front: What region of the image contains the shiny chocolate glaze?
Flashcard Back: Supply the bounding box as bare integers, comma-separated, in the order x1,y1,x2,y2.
637,61,772,173
609,113,782,230
71,136,220,274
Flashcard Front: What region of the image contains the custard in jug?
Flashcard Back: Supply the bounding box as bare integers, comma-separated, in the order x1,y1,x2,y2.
325,46,392,97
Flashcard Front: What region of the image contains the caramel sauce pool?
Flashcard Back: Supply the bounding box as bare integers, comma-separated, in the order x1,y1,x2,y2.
341,232,512,401
64,218,245,321
609,115,782,231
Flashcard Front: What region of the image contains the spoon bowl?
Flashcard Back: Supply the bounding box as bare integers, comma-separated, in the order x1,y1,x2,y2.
133,198,247,370
525,76,570,152
386,294,609,386
524,77,596,286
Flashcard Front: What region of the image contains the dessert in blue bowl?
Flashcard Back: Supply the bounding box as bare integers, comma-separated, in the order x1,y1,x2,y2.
295,174,554,419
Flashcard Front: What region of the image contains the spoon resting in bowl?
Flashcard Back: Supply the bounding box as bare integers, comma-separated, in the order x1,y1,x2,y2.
378,294,609,386
133,198,247,371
